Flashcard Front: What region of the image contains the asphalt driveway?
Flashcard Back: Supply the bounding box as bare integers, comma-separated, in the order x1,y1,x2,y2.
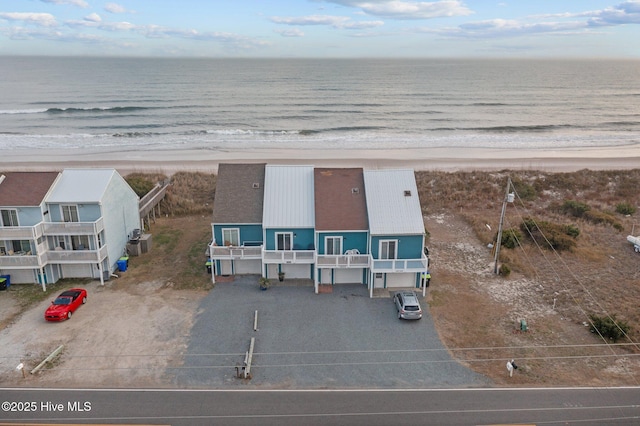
174,275,489,389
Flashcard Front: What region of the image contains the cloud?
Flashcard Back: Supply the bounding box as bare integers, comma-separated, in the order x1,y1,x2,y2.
588,0,640,26
84,13,102,23
62,17,269,50
321,0,473,20
275,28,305,37
454,18,585,38
270,14,383,29
0,12,57,27
40,0,88,7
104,3,133,14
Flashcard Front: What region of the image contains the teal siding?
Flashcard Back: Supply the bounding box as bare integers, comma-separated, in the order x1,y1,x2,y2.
265,228,314,250
371,234,423,259
213,224,263,246
316,231,368,254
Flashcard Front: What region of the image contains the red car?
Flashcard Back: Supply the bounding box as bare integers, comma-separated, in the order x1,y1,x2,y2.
44,288,87,321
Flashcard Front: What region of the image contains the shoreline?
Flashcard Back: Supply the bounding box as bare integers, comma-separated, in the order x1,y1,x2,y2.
2,145,640,175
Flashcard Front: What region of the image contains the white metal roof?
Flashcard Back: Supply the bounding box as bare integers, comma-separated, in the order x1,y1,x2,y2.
46,169,117,203
363,169,424,235
263,165,315,228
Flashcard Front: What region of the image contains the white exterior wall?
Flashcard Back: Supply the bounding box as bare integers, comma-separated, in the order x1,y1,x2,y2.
100,172,140,273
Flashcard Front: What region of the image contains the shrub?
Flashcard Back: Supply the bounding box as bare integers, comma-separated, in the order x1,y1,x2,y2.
498,263,511,277
501,228,522,249
615,202,637,216
589,314,631,342
563,224,580,238
512,179,536,201
520,217,578,252
560,200,590,218
583,210,622,231
126,176,155,197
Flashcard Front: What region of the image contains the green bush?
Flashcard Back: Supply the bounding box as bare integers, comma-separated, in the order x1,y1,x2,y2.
512,179,537,201
501,228,522,249
126,176,155,197
615,202,637,216
563,224,580,238
560,200,590,218
520,217,578,252
498,263,511,277
589,314,631,342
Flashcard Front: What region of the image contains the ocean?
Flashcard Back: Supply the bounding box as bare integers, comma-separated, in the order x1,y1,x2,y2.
1,57,639,153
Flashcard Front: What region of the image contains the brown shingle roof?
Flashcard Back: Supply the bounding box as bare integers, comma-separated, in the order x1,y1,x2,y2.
0,172,59,207
212,163,265,223
314,168,368,231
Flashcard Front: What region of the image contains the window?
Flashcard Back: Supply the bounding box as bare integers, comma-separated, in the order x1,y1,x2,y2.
72,235,90,250
380,240,397,260
276,232,292,251
0,209,18,227
325,236,342,255
222,228,240,246
11,240,31,253
61,205,79,222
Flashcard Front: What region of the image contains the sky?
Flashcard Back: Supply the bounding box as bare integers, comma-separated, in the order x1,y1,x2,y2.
1,1,640,58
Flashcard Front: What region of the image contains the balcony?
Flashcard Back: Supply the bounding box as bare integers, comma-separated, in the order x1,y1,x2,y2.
262,249,315,264
43,217,105,236
370,253,429,273
0,223,44,240
0,253,41,268
317,253,370,268
209,245,262,260
46,245,108,264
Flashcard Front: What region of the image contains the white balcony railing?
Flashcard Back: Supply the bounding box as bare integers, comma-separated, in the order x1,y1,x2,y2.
0,253,41,268
316,254,370,268
262,249,316,264
209,246,262,260
46,245,108,264
43,217,105,236
0,223,44,240
370,253,429,273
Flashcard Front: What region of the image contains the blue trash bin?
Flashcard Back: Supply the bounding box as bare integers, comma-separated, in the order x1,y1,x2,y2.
117,259,128,272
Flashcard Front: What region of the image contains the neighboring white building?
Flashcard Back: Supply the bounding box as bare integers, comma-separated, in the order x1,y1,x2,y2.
0,169,139,286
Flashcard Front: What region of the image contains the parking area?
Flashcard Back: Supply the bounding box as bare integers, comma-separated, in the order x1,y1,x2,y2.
175,275,490,389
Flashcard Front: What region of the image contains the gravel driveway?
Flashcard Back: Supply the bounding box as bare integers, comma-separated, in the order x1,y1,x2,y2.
175,276,489,389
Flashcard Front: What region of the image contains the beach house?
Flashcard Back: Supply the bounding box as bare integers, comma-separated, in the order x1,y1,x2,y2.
208,164,429,297
0,172,60,285
0,169,140,286
209,163,265,279
314,168,370,292
261,165,316,280
363,169,429,297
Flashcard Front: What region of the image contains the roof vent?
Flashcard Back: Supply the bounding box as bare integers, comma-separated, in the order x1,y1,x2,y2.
404,190,412,197
351,187,360,194
252,182,260,189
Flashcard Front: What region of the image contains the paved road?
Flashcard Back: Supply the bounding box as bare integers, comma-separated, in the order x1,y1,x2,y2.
174,276,488,388
1,387,639,425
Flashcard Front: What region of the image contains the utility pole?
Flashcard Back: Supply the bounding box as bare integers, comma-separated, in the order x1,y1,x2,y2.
494,177,514,274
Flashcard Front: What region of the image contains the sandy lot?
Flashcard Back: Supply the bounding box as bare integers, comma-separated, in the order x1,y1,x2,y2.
425,211,640,387
0,279,205,388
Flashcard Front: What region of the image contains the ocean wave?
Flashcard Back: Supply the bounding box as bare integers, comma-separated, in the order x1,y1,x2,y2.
47,106,152,114
469,124,575,133
205,129,302,136
112,131,165,138
0,108,48,115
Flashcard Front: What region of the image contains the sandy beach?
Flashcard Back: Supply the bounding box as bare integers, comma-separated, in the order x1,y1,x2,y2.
2,144,640,175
